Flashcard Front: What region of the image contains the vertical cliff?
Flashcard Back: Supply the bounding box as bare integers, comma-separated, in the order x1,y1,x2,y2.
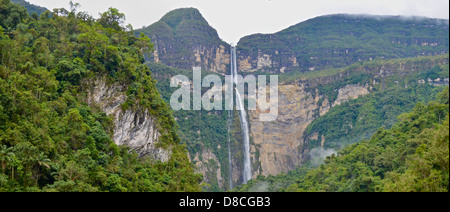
248,82,369,176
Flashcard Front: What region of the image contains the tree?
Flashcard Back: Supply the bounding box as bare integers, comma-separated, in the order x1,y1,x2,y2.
64,108,91,150
0,145,14,175
34,152,50,184
58,160,86,182
0,0,28,32
136,32,154,57
98,7,125,31
77,22,108,66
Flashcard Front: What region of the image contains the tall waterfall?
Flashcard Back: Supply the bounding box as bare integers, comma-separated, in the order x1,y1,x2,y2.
230,45,252,184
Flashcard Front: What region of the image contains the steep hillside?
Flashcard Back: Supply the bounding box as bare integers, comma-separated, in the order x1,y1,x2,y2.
136,8,230,73
237,14,449,74
0,0,201,192
303,64,449,150
233,87,449,192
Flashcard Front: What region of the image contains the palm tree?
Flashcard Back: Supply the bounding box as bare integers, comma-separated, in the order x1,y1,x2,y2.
34,152,51,184
36,152,51,169
0,145,15,175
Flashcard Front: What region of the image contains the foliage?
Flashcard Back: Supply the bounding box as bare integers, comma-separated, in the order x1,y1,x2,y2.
279,54,449,83
0,0,201,192
98,7,125,31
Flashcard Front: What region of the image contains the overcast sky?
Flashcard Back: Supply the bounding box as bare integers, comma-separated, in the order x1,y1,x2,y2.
27,0,449,44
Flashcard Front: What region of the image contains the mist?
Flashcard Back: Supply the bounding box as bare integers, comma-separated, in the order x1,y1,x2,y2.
308,147,338,167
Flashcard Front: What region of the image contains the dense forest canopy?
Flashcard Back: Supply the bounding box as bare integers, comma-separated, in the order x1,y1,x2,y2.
0,0,202,192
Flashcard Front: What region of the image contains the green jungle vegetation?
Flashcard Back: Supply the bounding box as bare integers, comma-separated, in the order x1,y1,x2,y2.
233,87,449,192
277,54,449,83
0,0,202,192
133,8,450,192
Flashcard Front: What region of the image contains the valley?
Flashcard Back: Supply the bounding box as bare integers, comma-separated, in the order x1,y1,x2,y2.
1,1,448,192
137,8,449,190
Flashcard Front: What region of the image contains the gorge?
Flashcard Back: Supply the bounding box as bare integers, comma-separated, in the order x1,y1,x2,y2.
138,8,449,190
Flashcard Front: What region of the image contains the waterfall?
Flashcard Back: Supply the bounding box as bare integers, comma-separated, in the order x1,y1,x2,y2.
227,109,233,189
230,45,252,184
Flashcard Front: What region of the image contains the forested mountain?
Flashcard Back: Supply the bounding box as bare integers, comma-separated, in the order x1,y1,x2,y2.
237,14,449,74
138,10,449,75
136,8,230,73
10,0,47,15
0,0,201,192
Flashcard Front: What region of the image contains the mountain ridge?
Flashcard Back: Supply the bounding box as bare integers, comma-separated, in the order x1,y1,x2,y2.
237,13,449,74
10,0,47,15
136,8,449,77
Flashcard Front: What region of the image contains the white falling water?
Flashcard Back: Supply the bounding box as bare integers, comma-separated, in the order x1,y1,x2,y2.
227,109,233,189
230,45,252,184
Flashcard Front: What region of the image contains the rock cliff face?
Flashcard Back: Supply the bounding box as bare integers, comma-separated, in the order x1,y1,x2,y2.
191,147,225,188
248,82,369,176
333,84,370,107
84,77,170,162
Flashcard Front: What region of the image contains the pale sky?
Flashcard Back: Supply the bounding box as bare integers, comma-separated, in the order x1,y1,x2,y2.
26,0,449,44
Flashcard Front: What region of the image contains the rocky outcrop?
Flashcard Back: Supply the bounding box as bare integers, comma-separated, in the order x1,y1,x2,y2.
84,77,170,162
246,54,448,177
333,84,370,107
192,148,225,188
